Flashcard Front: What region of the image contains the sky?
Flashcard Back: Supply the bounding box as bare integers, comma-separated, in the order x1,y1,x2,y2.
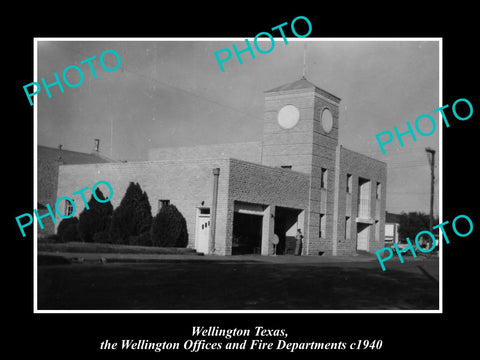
36,39,440,216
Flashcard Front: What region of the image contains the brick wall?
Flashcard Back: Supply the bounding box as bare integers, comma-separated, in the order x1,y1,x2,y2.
229,159,310,207
56,157,311,256
37,145,109,236
262,91,315,174
37,154,60,236
148,142,262,163
307,91,340,256
54,147,386,257
227,158,310,255
333,146,387,256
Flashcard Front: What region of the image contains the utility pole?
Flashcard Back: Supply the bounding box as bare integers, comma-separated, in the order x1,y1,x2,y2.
425,148,436,231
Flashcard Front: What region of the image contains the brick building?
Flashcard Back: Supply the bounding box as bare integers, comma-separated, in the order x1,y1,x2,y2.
55,77,387,256
385,212,401,246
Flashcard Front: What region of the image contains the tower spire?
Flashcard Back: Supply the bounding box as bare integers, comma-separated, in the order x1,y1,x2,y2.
302,42,307,79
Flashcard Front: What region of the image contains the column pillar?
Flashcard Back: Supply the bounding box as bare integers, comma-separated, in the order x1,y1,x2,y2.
262,205,275,256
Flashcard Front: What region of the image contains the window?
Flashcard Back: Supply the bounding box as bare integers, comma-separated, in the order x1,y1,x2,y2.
64,200,74,217
319,213,326,238
346,174,352,193
199,208,210,215
281,165,292,170
158,199,170,211
376,182,381,199
345,216,351,240
321,168,328,189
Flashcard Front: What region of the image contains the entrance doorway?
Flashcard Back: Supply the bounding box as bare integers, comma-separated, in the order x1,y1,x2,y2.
195,207,210,254
356,222,370,252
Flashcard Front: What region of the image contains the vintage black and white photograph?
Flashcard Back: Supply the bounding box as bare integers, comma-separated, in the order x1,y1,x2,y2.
34,39,441,311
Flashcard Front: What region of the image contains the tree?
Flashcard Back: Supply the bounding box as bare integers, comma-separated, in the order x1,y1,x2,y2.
109,182,152,245
398,211,439,243
150,204,188,247
135,190,153,235
77,188,113,243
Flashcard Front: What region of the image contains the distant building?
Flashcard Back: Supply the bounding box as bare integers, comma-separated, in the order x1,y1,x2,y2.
55,77,387,256
37,141,113,236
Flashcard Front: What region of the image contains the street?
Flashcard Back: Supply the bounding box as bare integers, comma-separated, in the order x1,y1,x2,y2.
37,255,439,310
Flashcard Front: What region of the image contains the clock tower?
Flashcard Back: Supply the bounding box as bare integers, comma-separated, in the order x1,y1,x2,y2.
261,76,341,255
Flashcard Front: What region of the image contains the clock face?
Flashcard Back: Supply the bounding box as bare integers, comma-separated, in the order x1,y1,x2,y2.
321,108,333,133
277,105,300,129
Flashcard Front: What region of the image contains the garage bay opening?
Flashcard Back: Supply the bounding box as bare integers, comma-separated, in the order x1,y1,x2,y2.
232,212,263,255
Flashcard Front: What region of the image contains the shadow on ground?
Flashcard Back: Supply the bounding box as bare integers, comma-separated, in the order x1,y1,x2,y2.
37,260,439,310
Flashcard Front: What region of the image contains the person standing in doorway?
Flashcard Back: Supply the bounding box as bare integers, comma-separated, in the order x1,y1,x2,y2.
295,229,304,256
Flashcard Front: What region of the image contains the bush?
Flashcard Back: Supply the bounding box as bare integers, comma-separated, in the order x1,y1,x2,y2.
135,191,153,235
39,234,59,243
57,217,80,243
150,204,188,247
109,182,152,245
63,223,81,243
128,232,152,247
109,205,131,245
78,188,113,243
92,231,112,244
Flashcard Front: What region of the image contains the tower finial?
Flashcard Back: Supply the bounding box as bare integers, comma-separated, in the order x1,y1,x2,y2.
302,42,307,79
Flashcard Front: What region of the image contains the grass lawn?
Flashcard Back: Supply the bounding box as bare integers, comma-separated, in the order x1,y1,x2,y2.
37,259,439,310
37,241,197,255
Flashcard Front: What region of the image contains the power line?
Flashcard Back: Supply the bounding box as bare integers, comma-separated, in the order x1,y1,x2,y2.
388,191,431,194
128,69,265,123
355,146,439,156
388,164,429,169
388,161,425,166
49,42,266,124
